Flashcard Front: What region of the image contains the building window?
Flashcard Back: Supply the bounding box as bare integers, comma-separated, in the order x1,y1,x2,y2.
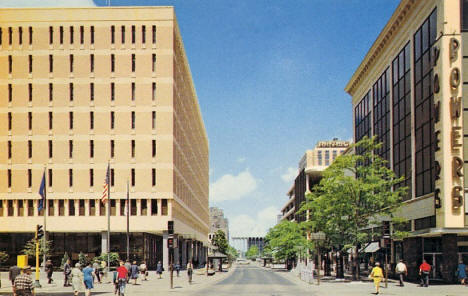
325,150,330,166
69,26,74,44
69,169,73,187
90,54,94,72
28,27,32,45
48,140,52,158
121,25,125,43
7,169,11,188
89,199,95,216
131,111,135,129
152,54,156,72
48,200,54,216
110,111,115,129
8,55,12,73
69,200,75,216
373,68,391,164
111,168,115,186
152,168,156,186
18,200,24,216
49,54,53,72
28,200,34,216
7,141,11,159
7,200,13,216
49,26,53,44
18,27,22,45
141,199,147,215
49,83,53,101
91,26,94,44
69,83,74,101
69,112,73,129
100,200,105,216
28,112,32,130
28,55,32,73
131,82,135,101
393,42,412,200
8,112,11,130
151,199,158,215
69,140,73,158
58,200,64,216
28,140,32,159
90,112,94,130
111,199,116,216
141,25,146,43
90,83,94,101
152,82,156,101
354,91,371,158
80,25,84,44
120,199,126,216
69,54,73,72
90,169,94,187
8,27,12,45
161,199,167,215
152,140,156,157
317,151,322,165
131,199,136,215
111,54,115,72
0,28,2,46
111,82,115,100
152,25,156,44
48,168,52,187
49,112,53,130
131,168,135,187
90,140,94,158
28,83,32,101
131,140,135,158
132,54,136,72
59,26,63,44
111,25,115,44
131,25,135,43
110,140,115,158
414,9,437,197
8,84,12,102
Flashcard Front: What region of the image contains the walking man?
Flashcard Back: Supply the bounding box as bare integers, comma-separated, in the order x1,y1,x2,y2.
187,261,193,284
9,264,21,296
13,266,35,296
63,259,72,287
117,261,128,296
395,260,407,286
419,259,431,287
45,259,54,284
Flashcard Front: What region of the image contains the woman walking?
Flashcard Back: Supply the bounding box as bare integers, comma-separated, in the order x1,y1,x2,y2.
370,262,383,295
71,263,84,296
130,261,139,285
456,260,467,285
83,262,95,296
156,261,163,279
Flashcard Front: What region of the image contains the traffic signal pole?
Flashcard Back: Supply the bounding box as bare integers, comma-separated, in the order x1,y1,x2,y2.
34,225,42,288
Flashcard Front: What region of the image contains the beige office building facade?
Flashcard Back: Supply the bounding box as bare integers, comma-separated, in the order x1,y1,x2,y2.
346,0,468,282
0,7,209,269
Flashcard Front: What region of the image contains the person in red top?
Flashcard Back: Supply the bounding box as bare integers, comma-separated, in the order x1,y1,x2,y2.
116,261,128,295
419,259,431,287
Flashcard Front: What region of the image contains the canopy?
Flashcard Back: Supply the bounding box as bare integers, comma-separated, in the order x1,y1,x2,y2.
363,242,380,253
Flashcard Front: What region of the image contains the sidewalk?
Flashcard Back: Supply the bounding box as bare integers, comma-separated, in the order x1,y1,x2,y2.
0,266,234,295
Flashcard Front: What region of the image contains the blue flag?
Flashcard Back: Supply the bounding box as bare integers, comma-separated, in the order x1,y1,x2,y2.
38,172,45,212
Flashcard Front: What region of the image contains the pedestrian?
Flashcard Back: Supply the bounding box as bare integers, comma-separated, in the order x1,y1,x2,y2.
63,259,72,287
71,263,84,296
419,259,431,287
45,259,54,284
101,260,108,283
83,262,95,296
156,261,163,279
187,261,193,284
13,266,35,296
370,262,383,295
9,264,21,288
93,260,101,283
124,260,131,272
175,263,180,277
139,261,148,281
117,261,129,296
130,261,139,285
395,259,407,287
112,269,119,295
456,260,467,285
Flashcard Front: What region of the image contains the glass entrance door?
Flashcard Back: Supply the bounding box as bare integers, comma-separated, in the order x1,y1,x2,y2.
423,253,443,279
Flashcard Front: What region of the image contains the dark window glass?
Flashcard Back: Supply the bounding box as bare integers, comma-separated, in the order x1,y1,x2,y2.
28,140,32,158
8,84,12,102
131,111,135,129
48,140,53,158
91,26,94,44
8,112,11,130
152,54,156,72
111,168,114,186
90,140,94,158
131,140,135,158
110,199,116,216
152,140,156,157
152,83,156,101
0,28,2,46
90,83,94,101
120,199,126,216
69,200,75,216
28,27,32,45
69,112,73,129
49,54,53,72
111,111,115,129
28,55,32,73
28,112,32,130
8,27,11,44
90,112,94,130
373,68,391,164
121,25,125,43
28,83,32,101
69,168,73,187
132,25,135,43
152,25,156,44
90,54,94,72
151,199,158,215
49,112,53,130
80,26,84,44
49,83,53,101
8,55,12,73
7,169,11,188
132,54,135,72
131,199,136,215
70,26,74,44
18,200,24,216
69,54,73,72
131,82,135,100
161,199,167,215
110,140,115,158
69,140,73,158
48,169,52,187
462,0,468,31
142,25,146,43
18,27,22,45
59,26,63,44
48,200,54,216
89,199,95,216
78,200,85,216
69,83,74,101
111,26,115,44
28,200,34,216
7,141,11,159
152,168,156,186
90,169,94,187
141,199,147,215
111,54,115,72
131,168,135,186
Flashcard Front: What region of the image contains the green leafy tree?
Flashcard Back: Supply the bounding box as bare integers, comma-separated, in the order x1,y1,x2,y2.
265,221,307,264
300,136,406,280
226,246,239,262
0,251,9,266
211,230,229,254
78,252,90,267
96,252,120,267
61,252,70,268
22,238,53,261
245,245,259,260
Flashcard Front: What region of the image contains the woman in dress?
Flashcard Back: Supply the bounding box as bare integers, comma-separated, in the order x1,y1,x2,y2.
370,262,383,295
156,261,163,279
82,262,95,296
457,260,467,285
71,263,84,296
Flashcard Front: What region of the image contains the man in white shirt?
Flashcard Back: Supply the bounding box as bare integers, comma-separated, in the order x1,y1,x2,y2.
395,260,408,286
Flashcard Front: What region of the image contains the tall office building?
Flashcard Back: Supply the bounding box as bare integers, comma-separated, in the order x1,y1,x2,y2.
0,7,209,269
209,207,229,241
346,0,468,282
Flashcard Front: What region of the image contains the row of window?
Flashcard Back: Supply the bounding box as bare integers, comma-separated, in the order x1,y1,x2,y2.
316,149,345,166
7,82,157,103
7,53,157,74
7,139,157,160
8,110,157,131
7,167,157,189
0,25,157,46
0,198,168,217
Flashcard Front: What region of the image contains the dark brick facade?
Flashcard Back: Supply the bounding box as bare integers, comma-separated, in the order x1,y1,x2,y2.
403,237,422,281
441,234,458,283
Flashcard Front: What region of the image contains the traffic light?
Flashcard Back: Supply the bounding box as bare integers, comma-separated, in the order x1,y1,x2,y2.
168,220,174,235
167,236,174,248
382,221,390,238
36,224,44,240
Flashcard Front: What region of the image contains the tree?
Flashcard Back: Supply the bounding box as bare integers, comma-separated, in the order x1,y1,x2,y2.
78,252,90,267
22,237,53,261
0,251,9,266
211,230,228,255
226,246,239,263
265,221,307,267
300,136,407,280
96,252,120,267
61,252,70,268
245,245,259,260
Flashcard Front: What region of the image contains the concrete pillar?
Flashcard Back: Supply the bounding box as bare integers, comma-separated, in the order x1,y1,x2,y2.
162,232,169,270
403,237,422,281
181,238,187,266
441,234,458,282
101,231,109,253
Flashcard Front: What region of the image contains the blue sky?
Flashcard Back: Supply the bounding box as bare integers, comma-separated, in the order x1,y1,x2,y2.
2,0,400,238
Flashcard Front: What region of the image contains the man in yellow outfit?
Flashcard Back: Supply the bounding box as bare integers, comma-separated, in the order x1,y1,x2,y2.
370,262,383,295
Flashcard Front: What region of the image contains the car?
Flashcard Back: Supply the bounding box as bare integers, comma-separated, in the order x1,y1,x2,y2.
236,259,250,265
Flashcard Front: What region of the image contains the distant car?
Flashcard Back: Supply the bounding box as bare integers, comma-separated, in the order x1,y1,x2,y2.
236,259,250,265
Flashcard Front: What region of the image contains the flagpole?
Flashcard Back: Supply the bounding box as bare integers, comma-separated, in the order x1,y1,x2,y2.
126,180,130,261
107,161,111,274
43,166,47,271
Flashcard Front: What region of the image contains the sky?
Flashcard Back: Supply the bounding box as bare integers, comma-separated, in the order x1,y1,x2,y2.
1,0,401,239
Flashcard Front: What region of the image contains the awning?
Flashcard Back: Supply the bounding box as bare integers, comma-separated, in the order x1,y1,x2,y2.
364,242,380,253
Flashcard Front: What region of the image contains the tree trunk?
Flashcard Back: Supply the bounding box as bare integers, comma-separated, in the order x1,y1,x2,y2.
336,249,344,279
352,245,359,281
324,253,331,276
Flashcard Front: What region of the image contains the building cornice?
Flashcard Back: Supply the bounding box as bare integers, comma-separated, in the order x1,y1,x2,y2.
345,0,417,96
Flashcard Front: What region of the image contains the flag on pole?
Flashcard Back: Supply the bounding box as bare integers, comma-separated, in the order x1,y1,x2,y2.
101,164,110,204
38,172,46,212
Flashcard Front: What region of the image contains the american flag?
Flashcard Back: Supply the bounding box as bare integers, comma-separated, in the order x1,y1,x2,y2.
101,164,110,204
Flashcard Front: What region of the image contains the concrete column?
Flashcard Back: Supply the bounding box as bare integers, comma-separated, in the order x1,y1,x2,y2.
403,237,422,281
441,234,458,282
101,231,109,253
162,232,169,270
181,238,187,266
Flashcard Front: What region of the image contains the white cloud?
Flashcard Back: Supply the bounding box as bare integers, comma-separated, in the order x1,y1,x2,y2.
236,157,246,163
210,169,258,202
0,0,96,7
281,167,297,183
229,206,279,238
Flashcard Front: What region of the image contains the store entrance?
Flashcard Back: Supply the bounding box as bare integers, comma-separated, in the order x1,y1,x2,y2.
423,253,443,279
